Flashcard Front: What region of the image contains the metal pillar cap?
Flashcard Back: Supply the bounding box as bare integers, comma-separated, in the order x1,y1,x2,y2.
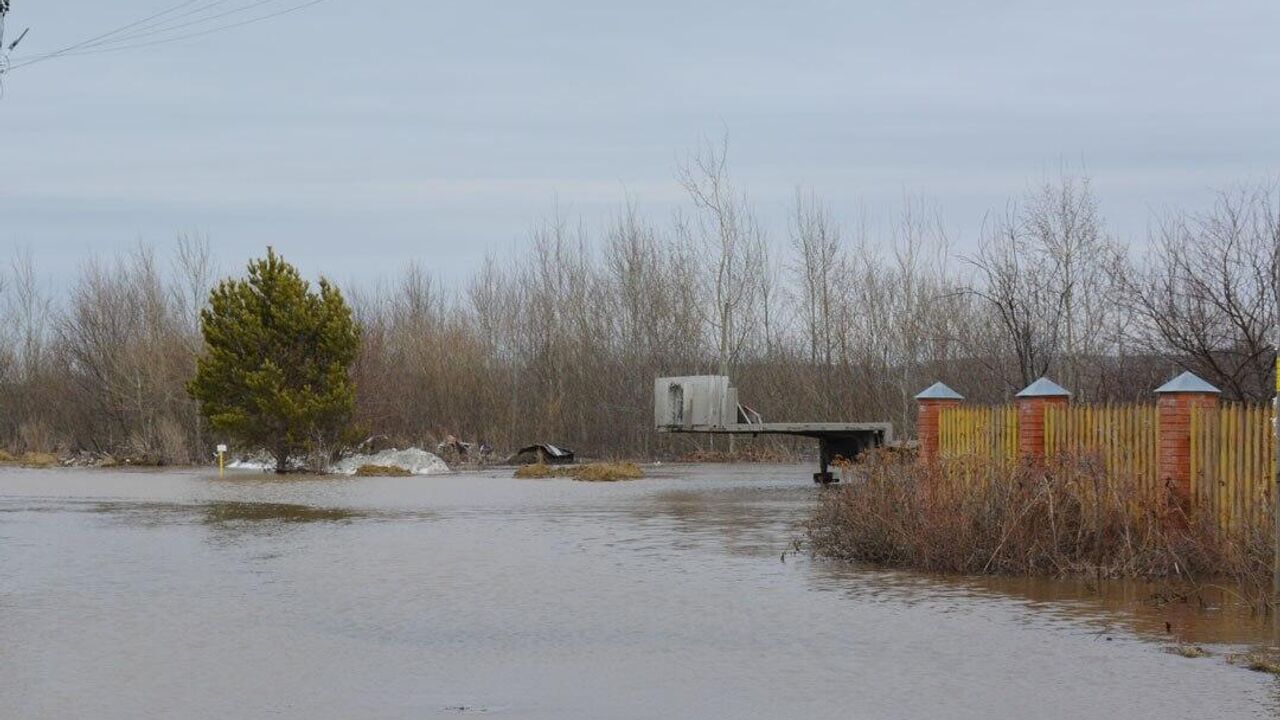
1015,377,1071,398
915,381,964,400
1154,371,1221,394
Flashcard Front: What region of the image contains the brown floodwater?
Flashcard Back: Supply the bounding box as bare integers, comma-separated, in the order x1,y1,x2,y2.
2,463,1279,719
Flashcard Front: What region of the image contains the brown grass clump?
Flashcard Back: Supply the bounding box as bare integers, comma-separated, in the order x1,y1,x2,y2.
353,464,412,477
513,462,644,481
513,462,556,479
19,452,59,468
1168,645,1209,659
679,448,796,463
808,455,1273,600
1228,652,1280,674
571,462,644,481
0,449,15,463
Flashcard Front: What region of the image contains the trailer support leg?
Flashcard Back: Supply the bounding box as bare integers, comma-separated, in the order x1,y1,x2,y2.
813,438,837,484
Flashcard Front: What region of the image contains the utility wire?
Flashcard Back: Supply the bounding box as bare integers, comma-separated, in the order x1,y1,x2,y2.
71,0,240,51
6,0,207,67
70,0,293,53
4,0,331,73
8,0,267,63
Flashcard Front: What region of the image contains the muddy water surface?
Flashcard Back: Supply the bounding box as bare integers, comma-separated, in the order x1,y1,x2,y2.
1,464,1277,719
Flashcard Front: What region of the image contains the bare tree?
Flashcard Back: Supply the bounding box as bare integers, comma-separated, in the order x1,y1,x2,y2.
1023,171,1118,393
968,203,1065,388
676,136,767,380
1122,186,1279,400
789,188,842,367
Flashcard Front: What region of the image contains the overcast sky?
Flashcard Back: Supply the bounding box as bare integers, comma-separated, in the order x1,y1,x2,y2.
2,0,1278,286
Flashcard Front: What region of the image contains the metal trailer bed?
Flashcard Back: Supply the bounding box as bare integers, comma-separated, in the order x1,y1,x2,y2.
654,375,892,483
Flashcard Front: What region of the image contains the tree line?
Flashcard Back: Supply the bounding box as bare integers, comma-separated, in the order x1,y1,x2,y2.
1,148,1276,463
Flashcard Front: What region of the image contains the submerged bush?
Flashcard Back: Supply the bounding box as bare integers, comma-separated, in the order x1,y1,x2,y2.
513,462,644,481
1169,645,1209,659
572,462,644,481
677,448,797,463
1226,651,1280,674
513,463,556,479
353,464,412,477
808,456,1272,600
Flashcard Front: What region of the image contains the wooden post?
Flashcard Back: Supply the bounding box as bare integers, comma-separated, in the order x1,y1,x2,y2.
915,382,963,463
1155,371,1220,515
1015,377,1071,461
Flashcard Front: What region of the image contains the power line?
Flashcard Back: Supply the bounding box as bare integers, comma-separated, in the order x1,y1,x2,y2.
73,0,240,51
4,0,332,73
73,0,293,53
8,0,208,66
7,0,272,64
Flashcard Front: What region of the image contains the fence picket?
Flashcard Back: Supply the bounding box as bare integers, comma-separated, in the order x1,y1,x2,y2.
939,399,1273,532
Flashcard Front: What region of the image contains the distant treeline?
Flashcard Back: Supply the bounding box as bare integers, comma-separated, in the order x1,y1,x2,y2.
1,147,1276,463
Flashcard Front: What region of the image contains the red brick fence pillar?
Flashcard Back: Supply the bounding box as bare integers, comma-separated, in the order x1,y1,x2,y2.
1155,371,1221,511
915,382,964,463
1015,377,1071,461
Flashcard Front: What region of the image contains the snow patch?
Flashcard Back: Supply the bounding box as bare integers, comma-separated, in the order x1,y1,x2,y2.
222,447,450,475
225,451,286,472
331,448,451,476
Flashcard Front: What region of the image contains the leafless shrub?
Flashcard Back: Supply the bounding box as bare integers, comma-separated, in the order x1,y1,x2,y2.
808,455,1274,604
15,420,54,454
1120,185,1279,401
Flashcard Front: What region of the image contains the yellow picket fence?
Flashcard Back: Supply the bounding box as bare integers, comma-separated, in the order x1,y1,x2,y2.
1044,403,1161,501
938,400,1276,530
938,405,1019,466
1191,403,1277,531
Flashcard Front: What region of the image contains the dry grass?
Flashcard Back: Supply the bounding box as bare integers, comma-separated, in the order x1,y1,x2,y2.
0,449,14,463
513,462,556,479
808,455,1274,602
572,462,644,481
1168,645,1209,659
514,462,644,482
13,452,59,468
353,464,413,477
678,448,796,463
1228,652,1280,674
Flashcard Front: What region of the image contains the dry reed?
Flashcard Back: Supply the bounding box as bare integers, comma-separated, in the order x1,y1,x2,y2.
11,451,58,468
677,447,799,463
353,464,413,477
513,462,644,482
808,455,1274,603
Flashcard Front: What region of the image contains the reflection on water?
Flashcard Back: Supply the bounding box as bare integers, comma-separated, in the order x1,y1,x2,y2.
1,464,1277,720
811,561,1280,649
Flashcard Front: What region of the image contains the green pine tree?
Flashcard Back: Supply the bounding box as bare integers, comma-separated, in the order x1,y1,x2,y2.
187,248,361,473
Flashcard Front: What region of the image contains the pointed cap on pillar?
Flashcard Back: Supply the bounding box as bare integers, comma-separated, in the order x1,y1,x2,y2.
1015,376,1071,398
915,381,964,401
1154,371,1221,394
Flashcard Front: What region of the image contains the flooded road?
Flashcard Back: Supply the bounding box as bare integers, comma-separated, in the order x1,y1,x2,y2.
2,463,1277,719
